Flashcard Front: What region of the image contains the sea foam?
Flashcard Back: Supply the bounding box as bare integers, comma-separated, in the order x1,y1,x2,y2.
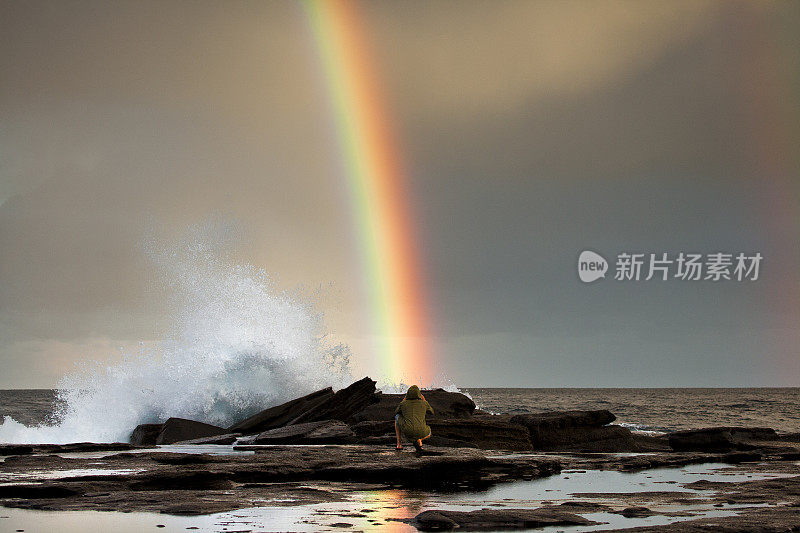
0,220,352,444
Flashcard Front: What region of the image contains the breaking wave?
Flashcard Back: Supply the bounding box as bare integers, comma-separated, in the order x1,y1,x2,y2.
0,219,352,444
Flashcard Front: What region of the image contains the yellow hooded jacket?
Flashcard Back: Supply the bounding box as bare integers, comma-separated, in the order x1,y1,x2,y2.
394,385,434,440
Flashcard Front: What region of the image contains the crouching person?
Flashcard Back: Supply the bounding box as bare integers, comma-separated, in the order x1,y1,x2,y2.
394,385,434,452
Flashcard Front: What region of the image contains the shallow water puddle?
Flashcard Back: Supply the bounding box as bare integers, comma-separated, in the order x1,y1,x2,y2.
447,462,792,502
0,506,388,533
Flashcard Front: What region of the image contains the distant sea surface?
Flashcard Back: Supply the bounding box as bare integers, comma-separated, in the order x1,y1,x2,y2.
465,388,800,434
1,388,799,436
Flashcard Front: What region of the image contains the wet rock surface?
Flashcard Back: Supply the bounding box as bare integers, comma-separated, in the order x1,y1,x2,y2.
0,445,561,514
412,507,599,530
0,444,799,531
156,418,228,445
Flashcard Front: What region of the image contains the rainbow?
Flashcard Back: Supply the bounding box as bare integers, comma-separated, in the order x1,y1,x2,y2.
303,0,434,384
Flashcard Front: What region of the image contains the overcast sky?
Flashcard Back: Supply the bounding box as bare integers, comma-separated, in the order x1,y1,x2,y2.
1,1,799,388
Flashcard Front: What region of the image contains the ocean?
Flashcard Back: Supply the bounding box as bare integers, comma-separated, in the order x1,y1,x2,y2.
465,387,800,434
2,387,799,440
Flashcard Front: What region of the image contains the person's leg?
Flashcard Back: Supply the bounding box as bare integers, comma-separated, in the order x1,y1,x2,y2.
394,415,402,449
415,431,431,450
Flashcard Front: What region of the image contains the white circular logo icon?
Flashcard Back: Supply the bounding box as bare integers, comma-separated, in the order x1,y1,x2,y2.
578,250,608,283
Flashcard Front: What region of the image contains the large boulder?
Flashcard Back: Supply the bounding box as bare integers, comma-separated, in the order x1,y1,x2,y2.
508,410,639,451
350,389,476,423
726,427,778,441
156,418,228,445
252,420,355,444
227,387,334,433
533,425,639,452
130,423,163,446
510,410,616,434
669,427,778,452
291,377,378,424
428,418,533,451
669,428,735,451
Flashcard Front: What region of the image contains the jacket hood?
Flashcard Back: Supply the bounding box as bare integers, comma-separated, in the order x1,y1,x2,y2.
406,385,422,400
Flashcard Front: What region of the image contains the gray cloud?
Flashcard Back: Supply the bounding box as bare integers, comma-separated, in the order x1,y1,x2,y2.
1,0,798,387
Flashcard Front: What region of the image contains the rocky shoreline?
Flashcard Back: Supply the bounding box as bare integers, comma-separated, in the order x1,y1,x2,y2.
2,377,800,531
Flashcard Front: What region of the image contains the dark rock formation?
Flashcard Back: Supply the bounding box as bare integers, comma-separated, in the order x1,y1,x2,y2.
728,427,778,441
130,423,163,446
428,418,533,450
669,427,778,452
156,418,228,445
632,433,672,452
509,410,640,451
536,425,639,452
426,436,479,448
128,469,235,491
351,415,555,451
723,450,763,463
125,379,786,456
291,377,378,424
614,506,656,518
350,388,476,422
350,420,394,438
412,508,598,531
0,483,84,499
227,387,334,433
510,410,616,435
252,420,355,444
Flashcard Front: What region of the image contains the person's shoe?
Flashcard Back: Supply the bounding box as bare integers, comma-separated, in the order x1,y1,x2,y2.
413,440,423,453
